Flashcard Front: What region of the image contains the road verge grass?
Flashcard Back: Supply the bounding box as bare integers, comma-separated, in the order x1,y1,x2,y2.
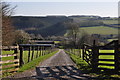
18,50,58,72
66,51,91,73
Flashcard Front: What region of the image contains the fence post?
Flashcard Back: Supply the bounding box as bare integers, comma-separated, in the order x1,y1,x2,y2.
82,45,85,60
39,47,41,56
36,46,39,58
43,46,45,56
14,46,19,68
19,46,24,67
91,40,99,72
78,46,81,58
40,47,42,56
31,46,34,61
41,46,43,56
114,40,119,72
28,46,31,63
47,47,49,54
44,47,46,55
47,47,50,54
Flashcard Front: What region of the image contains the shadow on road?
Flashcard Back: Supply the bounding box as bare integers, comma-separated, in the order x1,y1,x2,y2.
36,65,120,80
36,65,94,80
2,66,120,80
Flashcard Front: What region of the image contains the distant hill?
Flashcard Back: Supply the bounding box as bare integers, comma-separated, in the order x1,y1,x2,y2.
11,15,118,37
11,16,72,37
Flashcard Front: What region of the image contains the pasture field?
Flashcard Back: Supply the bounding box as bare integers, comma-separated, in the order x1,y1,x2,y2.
2,51,14,61
2,50,45,62
101,20,118,24
22,50,49,64
54,41,60,44
80,26,118,35
107,39,118,42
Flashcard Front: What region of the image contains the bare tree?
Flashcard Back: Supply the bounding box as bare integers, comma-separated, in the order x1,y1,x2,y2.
64,22,90,49
65,22,80,48
2,2,16,16
2,2,16,46
0,2,2,47
2,16,15,46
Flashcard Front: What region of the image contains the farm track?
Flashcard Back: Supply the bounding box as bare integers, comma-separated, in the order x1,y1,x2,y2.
2,49,95,80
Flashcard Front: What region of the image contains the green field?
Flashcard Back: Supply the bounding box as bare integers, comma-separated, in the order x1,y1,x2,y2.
54,41,60,44
107,39,118,42
22,50,47,64
2,50,45,62
2,51,14,61
2,51,14,55
101,20,118,24
80,26,118,35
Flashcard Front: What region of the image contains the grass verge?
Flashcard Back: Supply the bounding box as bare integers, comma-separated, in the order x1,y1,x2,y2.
18,50,58,72
66,51,91,73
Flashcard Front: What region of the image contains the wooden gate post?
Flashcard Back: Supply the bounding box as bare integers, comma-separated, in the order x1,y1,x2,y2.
36,46,39,58
39,47,42,56
91,40,99,72
14,46,19,68
44,47,46,55
114,40,119,72
31,46,34,61
41,46,43,56
28,46,31,63
19,46,24,67
82,45,85,60
43,46,44,56
14,47,18,59
40,47,42,56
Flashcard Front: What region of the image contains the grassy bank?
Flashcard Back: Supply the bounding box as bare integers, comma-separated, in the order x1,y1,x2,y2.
66,51,91,73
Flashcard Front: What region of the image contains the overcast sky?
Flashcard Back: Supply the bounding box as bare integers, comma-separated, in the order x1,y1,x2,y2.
3,0,120,17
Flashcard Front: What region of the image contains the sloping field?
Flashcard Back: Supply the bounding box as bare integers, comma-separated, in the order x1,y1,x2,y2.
101,20,118,24
80,26,118,35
